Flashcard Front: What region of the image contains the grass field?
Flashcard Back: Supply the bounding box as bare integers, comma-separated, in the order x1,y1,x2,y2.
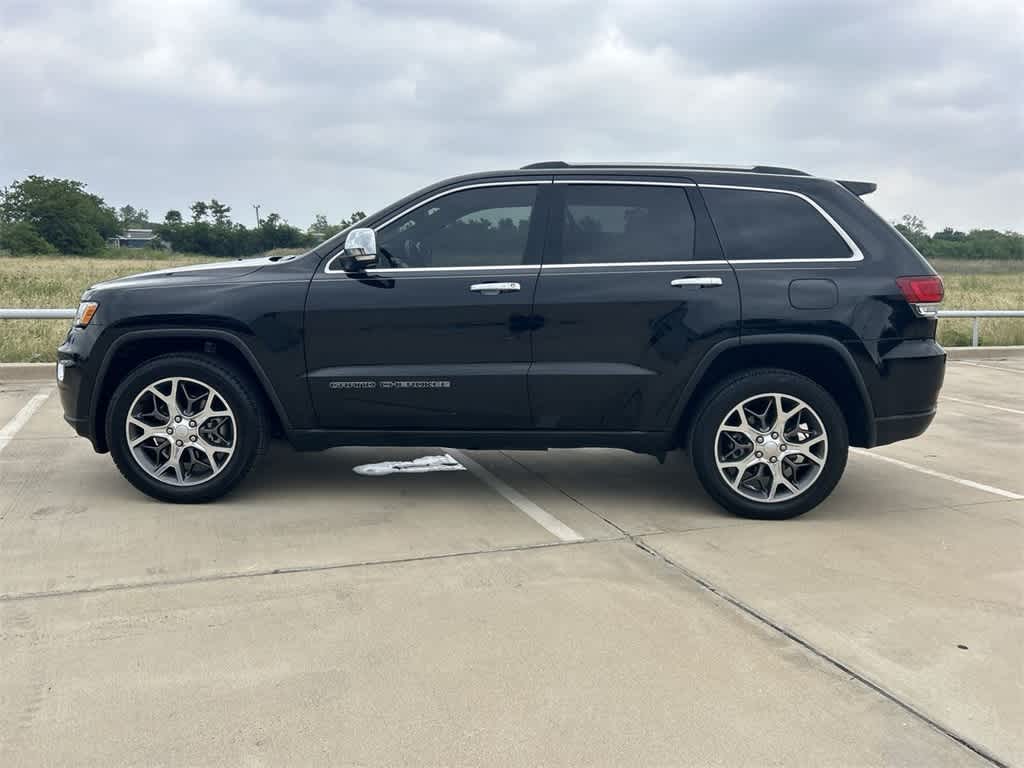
0,255,1021,362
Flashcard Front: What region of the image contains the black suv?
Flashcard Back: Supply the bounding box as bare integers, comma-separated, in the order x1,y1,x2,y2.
56,162,946,518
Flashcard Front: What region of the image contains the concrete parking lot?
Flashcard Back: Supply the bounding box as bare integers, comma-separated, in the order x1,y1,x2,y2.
1,359,1021,767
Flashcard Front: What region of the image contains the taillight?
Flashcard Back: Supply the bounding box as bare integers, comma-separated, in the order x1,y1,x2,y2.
896,276,944,304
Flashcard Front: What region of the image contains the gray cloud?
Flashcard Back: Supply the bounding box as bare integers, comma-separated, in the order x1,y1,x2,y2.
1,0,1021,232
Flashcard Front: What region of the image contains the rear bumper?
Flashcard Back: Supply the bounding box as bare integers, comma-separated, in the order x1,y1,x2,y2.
863,339,946,447
873,409,936,447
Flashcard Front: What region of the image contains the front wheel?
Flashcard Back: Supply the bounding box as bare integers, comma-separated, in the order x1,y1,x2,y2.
106,354,268,503
690,369,848,520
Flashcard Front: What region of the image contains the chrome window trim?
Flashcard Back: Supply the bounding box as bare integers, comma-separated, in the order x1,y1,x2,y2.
699,184,864,263
542,260,728,269
354,264,538,275
323,178,864,274
324,180,550,274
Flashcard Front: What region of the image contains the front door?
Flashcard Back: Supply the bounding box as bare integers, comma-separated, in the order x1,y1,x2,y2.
305,181,547,430
529,179,740,431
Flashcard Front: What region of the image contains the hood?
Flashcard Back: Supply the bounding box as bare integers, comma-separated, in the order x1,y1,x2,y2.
88,253,305,293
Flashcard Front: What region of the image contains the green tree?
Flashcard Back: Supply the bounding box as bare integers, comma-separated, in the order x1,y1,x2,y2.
0,175,118,254
118,204,150,228
209,199,231,225
0,221,55,254
164,209,183,225
307,210,368,241
190,201,209,223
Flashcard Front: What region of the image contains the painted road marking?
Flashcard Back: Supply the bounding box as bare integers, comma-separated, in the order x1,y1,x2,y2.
940,395,1024,416
955,361,1024,374
447,449,585,542
851,448,1023,500
0,387,52,456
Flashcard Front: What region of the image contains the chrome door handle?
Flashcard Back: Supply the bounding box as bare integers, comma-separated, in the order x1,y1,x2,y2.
671,277,723,288
470,282,521,295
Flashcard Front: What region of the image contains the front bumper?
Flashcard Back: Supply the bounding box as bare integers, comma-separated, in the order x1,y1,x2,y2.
56,324,105,451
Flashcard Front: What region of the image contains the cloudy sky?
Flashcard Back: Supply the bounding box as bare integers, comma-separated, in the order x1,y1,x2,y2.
1,0,1021,232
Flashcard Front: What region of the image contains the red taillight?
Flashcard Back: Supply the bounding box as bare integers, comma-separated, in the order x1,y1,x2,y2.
896,276,944,304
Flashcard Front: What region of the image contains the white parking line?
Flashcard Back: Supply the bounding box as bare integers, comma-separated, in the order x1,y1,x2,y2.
940,395,1024,416
851,448,1024,500
447,449,585,542
0,387,53,456
955,361,1024,374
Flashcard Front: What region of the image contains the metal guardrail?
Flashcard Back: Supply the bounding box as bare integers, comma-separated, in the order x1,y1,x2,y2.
2,308,1023,346
0,308,76,319
936,310,1024,347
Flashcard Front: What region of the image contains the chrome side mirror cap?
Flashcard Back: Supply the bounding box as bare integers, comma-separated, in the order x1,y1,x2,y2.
343,228,378,266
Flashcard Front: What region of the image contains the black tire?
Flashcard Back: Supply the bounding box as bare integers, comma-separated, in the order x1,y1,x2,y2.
690,369,848,520
106,354,268,503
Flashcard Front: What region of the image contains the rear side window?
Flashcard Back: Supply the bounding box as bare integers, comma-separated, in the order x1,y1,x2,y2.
702,188,852,261
559,184,696,264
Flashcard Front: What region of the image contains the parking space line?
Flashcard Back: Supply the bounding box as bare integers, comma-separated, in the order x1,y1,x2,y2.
940,395,1024,416
954,361,1024,374
851,448,1023,500
0,386,52,456
447,449,585,542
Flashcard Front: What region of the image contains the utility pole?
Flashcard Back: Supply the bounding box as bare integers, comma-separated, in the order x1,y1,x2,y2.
252,203,262,227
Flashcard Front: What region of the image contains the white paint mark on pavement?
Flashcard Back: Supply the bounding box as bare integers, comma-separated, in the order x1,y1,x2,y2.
851,448,1023,500
353,454,466,476
940,395,1024,416
0,387,52,456
447,449,584,542
955,361,1024,374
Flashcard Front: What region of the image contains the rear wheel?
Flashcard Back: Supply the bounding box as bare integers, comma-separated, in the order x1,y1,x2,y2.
690,369,848,520
106,354,268,503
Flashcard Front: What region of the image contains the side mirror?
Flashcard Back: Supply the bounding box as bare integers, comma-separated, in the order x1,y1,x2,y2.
341,228,378,269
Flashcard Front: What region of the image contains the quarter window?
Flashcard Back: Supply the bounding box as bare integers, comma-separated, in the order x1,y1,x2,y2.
702,188,852,261
559,185,696,264
376,185,536,268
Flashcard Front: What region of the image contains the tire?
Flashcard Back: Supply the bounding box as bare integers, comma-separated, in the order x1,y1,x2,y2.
106,354,269,503
690,369,848,520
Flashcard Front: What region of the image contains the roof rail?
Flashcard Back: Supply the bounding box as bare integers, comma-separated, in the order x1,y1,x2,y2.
520,161,810,176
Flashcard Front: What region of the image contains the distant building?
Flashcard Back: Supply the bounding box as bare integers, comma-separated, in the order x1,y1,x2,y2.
108,228,162,249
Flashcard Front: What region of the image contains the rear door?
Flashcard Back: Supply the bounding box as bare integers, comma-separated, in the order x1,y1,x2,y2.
305,181,548,430
529,179,740,431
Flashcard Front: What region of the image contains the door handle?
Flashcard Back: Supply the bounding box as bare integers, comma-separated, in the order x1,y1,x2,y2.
470,282,521,295
671,277,723,288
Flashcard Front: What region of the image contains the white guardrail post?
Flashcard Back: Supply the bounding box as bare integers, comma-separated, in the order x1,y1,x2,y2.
1,308,1023,346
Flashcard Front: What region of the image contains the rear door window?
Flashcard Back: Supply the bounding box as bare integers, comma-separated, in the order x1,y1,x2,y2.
558,184,696,264
702,187,852,261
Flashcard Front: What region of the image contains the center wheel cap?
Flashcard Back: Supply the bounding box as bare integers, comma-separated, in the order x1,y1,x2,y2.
760,438,782,460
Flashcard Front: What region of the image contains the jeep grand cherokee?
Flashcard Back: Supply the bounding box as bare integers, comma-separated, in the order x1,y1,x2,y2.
56,161,946,518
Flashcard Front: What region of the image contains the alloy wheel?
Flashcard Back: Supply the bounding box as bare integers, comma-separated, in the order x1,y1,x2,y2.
714,392,828,503
124,377,237,486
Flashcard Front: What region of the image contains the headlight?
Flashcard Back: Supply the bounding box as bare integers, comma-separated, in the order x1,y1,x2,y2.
75,301,99,327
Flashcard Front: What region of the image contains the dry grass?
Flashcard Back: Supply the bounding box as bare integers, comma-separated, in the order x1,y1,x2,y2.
1,255,1021,362
930,259,1024,347
0,255,207,362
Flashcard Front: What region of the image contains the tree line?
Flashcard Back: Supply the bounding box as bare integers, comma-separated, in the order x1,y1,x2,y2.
894,215,1022,262
1,174,1020,260
0,175,365,258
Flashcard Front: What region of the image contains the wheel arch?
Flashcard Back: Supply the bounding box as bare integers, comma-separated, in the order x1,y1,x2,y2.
672,335,875,450
90,328,291,453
